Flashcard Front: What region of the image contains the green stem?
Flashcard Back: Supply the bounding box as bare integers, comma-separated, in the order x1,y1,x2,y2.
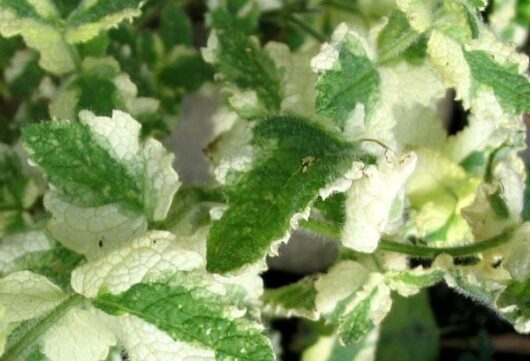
302,219,515,259
378,230,513,258
3,295,84,361
286,14,327,42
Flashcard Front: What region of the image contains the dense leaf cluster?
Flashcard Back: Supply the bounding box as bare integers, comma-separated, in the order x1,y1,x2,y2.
0,0,529,360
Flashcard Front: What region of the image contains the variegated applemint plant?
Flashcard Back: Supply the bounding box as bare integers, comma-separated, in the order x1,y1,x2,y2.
0,0,529,360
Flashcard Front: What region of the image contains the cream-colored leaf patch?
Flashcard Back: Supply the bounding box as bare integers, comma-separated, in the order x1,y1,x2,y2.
43,307,117,361
0,271,66,323
342,152,417,253
72,231,204,298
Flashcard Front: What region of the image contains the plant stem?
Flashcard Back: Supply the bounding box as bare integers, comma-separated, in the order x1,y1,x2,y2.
3,294,84,361
379,229,513,258
286,14,327,42
302,219,515,258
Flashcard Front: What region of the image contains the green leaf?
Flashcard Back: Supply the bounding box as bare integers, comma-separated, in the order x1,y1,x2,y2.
206,116,373,273
50,57,160,122
434,254,528,333
64,0,143,43
94,278,275,361
22,244,85,290
41,306,117,361
463,50,530,115
395,0,438,33
25,348,47,361
458,0,482,39
71,231,204,298
0,145,41,236
158,53,214,93
376,291,439,361
314,25,380,130
262,278,319,320
4,51,45,100
0,271,67,323
202,24,283,116
0,36,19,71
208,0,259,35
0,0,76,74
77,32,110,58
0,0,144,74
315,261,392,344
51,57,125,119
22,110,180,258
206,114,255,185
0,230,54,275
53,0,82,18
43,192,149,260
396,0,480,40
155,186,224,234
487,187,510,219
302,329,379,361
498,279,530,312
66,225,266,360
342,152,417,253
497,279,530,332
517,0,530,26
406,147,478,243
1,293,104,361
0,211,31,236
101,312,216,360
336,287,385,343
265,42,319,118
463,160,524,242
377,10,422,64
23,120,143,209
160,3,193,48
503,223,530,283
426,25,529,140
312,193,347,227
385,267,444,296
0,145,40,213
0,230,79,291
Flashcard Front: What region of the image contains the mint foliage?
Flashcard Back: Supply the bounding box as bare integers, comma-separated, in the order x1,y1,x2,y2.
0,0,530,360
0,0,144,74
463,49,530,114
22,120,144,210
207,116,373,273
315,29,381,129
95,280,274,361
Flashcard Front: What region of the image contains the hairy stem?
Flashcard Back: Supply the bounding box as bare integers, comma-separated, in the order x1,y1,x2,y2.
378,229,514,258
302,219,515,258
3,294,84,361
